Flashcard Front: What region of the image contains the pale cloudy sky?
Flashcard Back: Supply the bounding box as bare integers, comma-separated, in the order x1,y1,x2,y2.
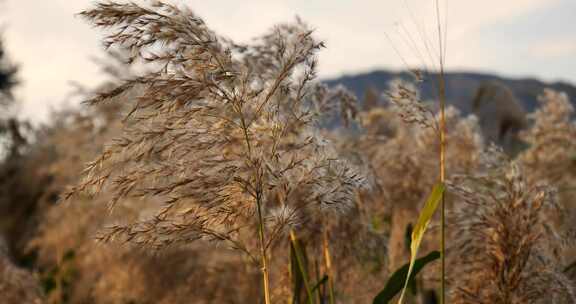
2,0,575,122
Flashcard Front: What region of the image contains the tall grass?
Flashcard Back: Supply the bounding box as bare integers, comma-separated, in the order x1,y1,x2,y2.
65,1,366,303
7,1,568,303
381,0,450,302
447,146,576,303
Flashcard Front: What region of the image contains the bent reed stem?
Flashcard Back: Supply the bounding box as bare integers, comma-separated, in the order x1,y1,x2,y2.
322,230,335,304
290,230,315,304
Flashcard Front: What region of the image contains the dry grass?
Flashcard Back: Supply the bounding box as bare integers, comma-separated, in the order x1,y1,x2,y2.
0,1,574,303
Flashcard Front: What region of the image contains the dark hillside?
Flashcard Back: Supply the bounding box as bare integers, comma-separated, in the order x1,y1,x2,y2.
324,70,576,113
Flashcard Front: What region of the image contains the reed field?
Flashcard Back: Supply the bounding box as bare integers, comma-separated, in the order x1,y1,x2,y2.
0,1,575,303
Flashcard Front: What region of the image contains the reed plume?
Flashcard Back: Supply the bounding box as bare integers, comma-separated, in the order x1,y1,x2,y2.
66,1,366,302
447,146,576,304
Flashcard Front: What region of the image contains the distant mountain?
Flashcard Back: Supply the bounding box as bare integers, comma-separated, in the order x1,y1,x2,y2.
323,70,576,114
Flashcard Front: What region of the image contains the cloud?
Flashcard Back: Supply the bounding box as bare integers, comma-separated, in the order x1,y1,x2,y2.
442,0,562,34
0,0,570,121
190,0,564,72
530,40,576,58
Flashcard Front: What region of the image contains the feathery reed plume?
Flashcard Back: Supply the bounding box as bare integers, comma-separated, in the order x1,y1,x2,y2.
360,82,481,276
447,146,576,304
520,89,576,185
386,78,439,133
68,1,366,302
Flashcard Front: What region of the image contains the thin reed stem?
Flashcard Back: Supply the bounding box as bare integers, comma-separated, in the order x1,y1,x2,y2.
257,194,272,304
290,230,315,304
322,230,335,304
438,74,446,304
434,0,447,303
239,103,270,304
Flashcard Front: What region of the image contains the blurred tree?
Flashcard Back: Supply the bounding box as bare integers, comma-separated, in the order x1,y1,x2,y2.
0,37,17,103
363,86,380,111
0,32,23,158
471,81,527,155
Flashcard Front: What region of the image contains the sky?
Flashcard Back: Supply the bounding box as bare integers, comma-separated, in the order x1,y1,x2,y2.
1,0,575,122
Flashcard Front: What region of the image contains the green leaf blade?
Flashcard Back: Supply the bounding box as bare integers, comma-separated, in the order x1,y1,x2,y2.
372,251,440,304
398,182,445,304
